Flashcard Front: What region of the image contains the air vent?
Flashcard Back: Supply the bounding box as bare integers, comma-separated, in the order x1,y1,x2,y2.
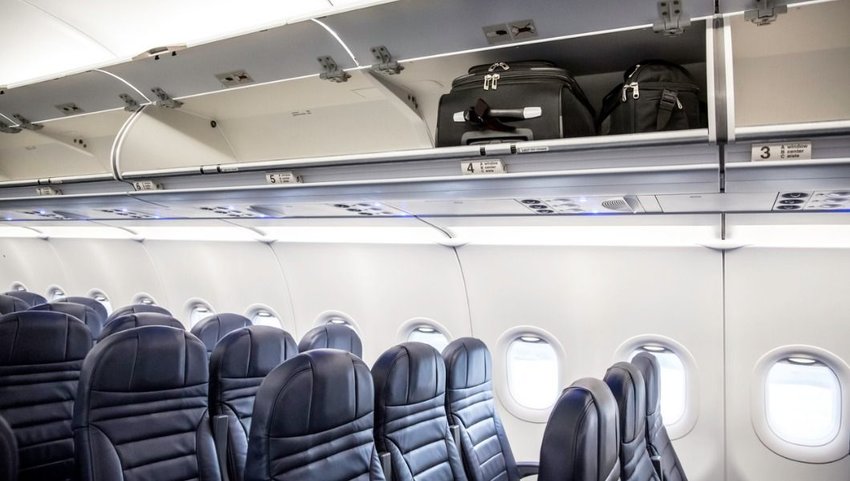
330,202,401,216
773,191,850,211
517,196,643,215
19,209,84,220
215,70,254,88
199,205,264,218
601,197,641,212
99,208,158,220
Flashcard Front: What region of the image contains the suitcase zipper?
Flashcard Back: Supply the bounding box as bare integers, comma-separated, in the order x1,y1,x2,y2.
483,62,510,90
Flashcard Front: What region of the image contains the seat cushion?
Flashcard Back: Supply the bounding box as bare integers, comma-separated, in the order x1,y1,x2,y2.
100,312,183,339
191,313,253,356
298,324,363,358
0,414,18,481
29,302,106,340
55,297,109,325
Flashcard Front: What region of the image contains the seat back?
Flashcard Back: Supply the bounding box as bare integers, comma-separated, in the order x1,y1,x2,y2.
604,363,660,481
0,294,29,315
210,326,297,481
100,312,184,339
3,291,46,307
105,304,171,324
73,326,221,481
30,301,106,340
298,324,363,358
372,342,468,481
0,311,93,481
443,338,519,481
538,378,620,481
56,296,109,323
631,353,688,481
191,313,253,356
246,349,385,481
0,414,17,481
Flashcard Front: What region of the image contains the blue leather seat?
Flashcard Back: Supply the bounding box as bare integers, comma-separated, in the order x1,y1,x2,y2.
105,303,171,324
298,324,363,358
372,342,468,481
2,291,46,307
100,312,184,339
0,413,17,481
73,326,221,481
191,313,253,356
29,301,106,341
443,338,534,481
538,378,621,481
632,353,688,481
55,296,108,323
0,311,93,481
0,294,30,315
604,363,660,481
209,326,297,481
245,349,385,481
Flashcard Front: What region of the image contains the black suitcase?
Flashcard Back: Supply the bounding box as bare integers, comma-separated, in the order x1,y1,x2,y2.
597,60,702,135
436,61,596,146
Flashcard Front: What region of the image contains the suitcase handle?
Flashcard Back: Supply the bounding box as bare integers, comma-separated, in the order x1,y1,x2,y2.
453,106,542,122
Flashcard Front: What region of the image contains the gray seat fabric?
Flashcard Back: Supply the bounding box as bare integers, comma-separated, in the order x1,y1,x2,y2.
372,342,468,481
55,297,109,324
0,413,17,481
73,326,222,481
29,301,106,341
105,304,171,324
100,312,184,339
210,326,298,481
298,324,363,358
0,295,30,315
191,313,253,356
0,311,93,481
443,338,520,481
538,378,620,481
632,353,688,481
3,291,46,307
604,363,660,481
245,349,385,481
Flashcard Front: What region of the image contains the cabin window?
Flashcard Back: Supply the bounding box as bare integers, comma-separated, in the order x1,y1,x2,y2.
87,289,113,315
765,358,841,446
132,293,157,305
631,345,688,425
506,335,560,410
247,306,284,329
187,301,214,327
48,285,66,301
407,324,450,352
9,282,27,292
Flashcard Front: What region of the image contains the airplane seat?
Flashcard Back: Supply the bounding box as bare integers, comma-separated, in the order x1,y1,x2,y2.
604,362,661,481
443,337,531,481
245,349,385,481
632,353,688,481
0,294,30,315
55,296,109,323
73,325,221,481
2,291,46,307
0,413,17,481
29,301,106,341
372,342,468,481
192,313,253,356
105,303,171,324
210,325,298,481
298,324,363,358
0,311,93,481
99,312,184,339
537,378,621,481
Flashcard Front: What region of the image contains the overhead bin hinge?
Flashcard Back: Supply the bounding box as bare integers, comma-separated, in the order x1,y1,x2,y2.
0,120,21,134
744,0,787,26
317,56,351,83
150,87,184,109
370,46,404,75
119,93,142,112
653,0,690,36
12,114,43,131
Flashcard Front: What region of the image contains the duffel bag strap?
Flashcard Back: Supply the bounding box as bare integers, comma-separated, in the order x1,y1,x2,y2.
656,89,681,130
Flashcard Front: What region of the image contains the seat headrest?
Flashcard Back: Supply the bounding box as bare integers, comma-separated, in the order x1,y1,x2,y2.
190,313,253,354
631,353,661,417
0,311,92,364
539,378,620,481
106,304,171,324
253,349,373,437
3,291,46,307
100,312,184,339
443,337,492,390
210,325,297,379
298,324,363,358
29,302,105,340
604,361,648,444
78,325,207,393
56,296,109,322
372,342,446,406
0,294,30,315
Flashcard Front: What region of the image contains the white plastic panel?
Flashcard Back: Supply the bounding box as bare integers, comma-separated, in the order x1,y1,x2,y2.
0,237,68,296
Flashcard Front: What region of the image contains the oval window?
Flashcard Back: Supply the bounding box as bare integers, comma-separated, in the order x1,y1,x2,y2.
133,293,157,305
631,345,688,425
251,309,282,329
188,301,215,327
506,335,560,410
408,325,450,352
9,282,27,292
48,286,66,301
88,289,113,315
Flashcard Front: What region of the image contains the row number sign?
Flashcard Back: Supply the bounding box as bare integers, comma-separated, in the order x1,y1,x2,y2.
751,141,812,162
265,171,301,184
461,159,506,175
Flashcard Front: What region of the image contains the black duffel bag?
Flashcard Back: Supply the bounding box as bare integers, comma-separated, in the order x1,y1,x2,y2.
436,61,596,146
597,60,702,135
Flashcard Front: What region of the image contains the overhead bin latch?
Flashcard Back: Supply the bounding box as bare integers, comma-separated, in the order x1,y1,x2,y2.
119,93,143,112
150,87,184,109
744,0,787,26
653,0,690,36
317,56,351,83
370,46,404,75
0,120,21,134
12,114,43,131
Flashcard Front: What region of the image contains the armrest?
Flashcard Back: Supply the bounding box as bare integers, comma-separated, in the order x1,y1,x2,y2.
449,425,461,446
212,415,231,481
379,452,392,481
517,461,540,478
